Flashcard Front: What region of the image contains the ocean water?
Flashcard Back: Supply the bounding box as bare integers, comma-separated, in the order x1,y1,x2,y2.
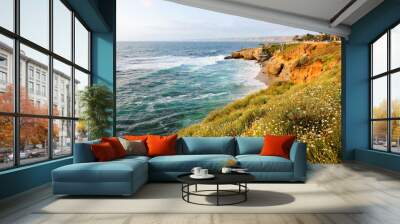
116,41,265,135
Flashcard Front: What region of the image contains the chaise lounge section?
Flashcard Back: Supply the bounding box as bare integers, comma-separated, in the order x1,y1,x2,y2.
52,140,149,196
52,137,307,196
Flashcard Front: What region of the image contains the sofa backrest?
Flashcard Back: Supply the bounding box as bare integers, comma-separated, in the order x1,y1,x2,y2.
178,137,235,155
74,137,299,160
73,139,100,163
235,137,264,155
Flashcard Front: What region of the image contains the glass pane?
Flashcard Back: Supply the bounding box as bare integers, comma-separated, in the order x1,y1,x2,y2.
75,18,89,70
372,76,387,119
20,117,49,165
372,33,387,76
391,24,400,70
20,0,49,48
391,72,400,118
53,119,72,157
20,44,49,115
0,35,14,112
75,120,88,143
53,0,72,60
53,59,72,117
372,121,388,151
0,116,13,170
391,120,400,153
74,69,89,117
0,0,14,31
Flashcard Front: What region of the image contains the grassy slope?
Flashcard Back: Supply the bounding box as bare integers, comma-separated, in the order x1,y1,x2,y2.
178,42,341,163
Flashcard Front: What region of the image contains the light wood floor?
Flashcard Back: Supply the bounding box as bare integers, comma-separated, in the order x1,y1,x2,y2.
1,162,400,224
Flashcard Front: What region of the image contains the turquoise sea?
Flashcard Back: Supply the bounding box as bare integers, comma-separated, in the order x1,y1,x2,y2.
116,41,265,135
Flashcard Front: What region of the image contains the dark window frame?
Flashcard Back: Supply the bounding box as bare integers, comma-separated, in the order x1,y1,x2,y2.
370,22,400,154
0,0,91,171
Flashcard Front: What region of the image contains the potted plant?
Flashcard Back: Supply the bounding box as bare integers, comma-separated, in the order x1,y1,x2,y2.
79,84,113,140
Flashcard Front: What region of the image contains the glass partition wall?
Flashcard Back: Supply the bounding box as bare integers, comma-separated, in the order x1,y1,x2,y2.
0,0,91,170
371,23,400,153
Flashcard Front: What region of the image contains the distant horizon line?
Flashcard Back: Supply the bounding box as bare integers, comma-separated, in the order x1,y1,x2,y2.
117,34,300,43
117,40,267,42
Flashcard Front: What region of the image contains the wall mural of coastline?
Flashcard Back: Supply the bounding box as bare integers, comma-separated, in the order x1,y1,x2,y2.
116,34,342,163
116,41,266,135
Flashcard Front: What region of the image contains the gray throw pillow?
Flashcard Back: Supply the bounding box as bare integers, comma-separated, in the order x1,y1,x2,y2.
118,137,147,156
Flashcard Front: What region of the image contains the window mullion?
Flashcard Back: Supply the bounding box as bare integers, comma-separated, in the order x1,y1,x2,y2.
13,0,20,167
48,0,54,160
388,30,391,153
71,10,76,155
370,45,373,149
88,31,91,75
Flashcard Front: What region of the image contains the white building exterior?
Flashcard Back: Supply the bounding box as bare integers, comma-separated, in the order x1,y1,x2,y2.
0,41,73,154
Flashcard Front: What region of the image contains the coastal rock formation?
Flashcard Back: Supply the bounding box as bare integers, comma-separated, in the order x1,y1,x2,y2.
291,59,323,83
225,47,262,60
264,60,284,77
226,42,341,84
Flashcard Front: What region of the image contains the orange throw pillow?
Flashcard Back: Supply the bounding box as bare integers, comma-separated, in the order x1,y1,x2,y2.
124,135,148,141
260,135,296,159
146,134,177,157
91,142,117,161
101,137,127,158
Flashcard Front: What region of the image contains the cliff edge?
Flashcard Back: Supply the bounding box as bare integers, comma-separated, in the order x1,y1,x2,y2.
226,42,341,84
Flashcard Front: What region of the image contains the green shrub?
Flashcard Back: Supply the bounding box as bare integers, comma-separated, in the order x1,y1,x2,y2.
296,55,309,67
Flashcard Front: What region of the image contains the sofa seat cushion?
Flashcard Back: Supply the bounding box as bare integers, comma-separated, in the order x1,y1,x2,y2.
149,155,235,172
236,155,293,172
53,159,147,183
117,155,150,162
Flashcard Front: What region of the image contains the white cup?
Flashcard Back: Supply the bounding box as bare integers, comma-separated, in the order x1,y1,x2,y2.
191,167,202,176
200,169,208,176
221,167,232,174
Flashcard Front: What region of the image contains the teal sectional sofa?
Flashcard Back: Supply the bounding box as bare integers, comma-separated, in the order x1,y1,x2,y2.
52,137,307,196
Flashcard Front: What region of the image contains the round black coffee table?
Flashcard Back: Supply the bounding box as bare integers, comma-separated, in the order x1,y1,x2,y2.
177,173,255,206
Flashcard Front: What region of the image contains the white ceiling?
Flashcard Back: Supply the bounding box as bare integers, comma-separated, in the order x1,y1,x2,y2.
227,0,352,22
166,0,384,38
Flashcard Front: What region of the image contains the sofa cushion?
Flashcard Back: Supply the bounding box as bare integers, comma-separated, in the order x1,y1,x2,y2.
147,135,177,157
119,138,147,156
236,155,293,172
116,155,150,163
53,158,147,183
149,154,235,172
236,137,263,155
101,137,127,158
124,135,148,142
91,142,118,161
260,135,296,159
179,137,235,155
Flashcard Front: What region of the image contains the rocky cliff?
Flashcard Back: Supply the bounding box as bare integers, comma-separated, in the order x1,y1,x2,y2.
226,42,341,84
224,47,262,60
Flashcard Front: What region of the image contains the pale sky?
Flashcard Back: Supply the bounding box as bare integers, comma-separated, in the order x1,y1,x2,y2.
117,0,314,41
